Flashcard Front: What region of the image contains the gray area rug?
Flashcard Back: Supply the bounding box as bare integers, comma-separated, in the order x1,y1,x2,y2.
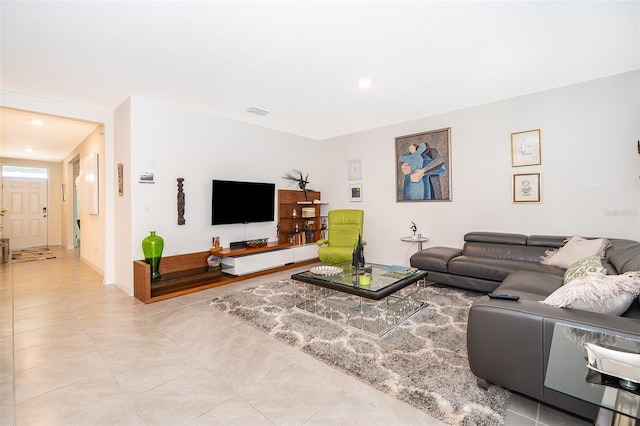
209,280,510,425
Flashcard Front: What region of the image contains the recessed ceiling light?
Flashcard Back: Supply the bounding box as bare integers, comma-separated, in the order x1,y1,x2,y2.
25,148,33,152
358,78,372,89
246,107,269,116
31,119,44,126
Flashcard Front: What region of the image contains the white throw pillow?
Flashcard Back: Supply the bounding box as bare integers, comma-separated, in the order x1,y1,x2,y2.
541,271,640,316
541,236,610,269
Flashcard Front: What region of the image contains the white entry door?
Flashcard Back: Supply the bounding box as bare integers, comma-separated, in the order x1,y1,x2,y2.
2,177,48,249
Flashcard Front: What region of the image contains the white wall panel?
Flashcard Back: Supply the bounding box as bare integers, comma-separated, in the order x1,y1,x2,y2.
317,71,640,266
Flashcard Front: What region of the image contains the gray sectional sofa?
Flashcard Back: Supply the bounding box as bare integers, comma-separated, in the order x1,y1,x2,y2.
409,231,640,420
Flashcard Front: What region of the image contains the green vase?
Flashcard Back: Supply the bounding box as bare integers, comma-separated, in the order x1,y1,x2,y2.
142,231,164,280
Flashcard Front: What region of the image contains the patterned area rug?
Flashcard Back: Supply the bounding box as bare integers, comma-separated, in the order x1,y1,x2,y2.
11,247,56,263
209,280,510,425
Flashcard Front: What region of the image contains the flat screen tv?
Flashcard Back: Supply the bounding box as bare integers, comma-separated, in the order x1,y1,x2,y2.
211,179,275,225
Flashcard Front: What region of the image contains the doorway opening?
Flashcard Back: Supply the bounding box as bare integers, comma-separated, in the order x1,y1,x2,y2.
1,165,49,249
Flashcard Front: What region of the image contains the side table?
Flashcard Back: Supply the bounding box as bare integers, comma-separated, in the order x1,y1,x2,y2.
401,235,429,251
545,323,640,425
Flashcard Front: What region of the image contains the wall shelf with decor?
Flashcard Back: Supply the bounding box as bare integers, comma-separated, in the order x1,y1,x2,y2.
277,189,326,247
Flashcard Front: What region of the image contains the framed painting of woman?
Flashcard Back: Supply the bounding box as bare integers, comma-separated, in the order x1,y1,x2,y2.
395,128,452,202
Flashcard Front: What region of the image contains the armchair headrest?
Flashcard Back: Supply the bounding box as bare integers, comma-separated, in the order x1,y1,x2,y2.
327,210,364,246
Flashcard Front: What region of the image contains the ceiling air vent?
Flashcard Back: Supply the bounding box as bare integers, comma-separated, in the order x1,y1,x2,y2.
246,107,270,116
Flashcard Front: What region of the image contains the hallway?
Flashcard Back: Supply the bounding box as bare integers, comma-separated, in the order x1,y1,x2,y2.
0,247,587,425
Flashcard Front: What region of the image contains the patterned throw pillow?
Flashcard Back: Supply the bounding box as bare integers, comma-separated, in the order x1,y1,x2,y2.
563,256,607,285
540,236,610,269
541,271,640,316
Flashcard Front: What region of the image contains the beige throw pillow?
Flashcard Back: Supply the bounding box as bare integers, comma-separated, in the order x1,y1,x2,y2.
541,236,610,269
541,271,640,316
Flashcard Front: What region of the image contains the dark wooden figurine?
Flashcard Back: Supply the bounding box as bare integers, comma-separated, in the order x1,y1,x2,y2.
177,178,185,225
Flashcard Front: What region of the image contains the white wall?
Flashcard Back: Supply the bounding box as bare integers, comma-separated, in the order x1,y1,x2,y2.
0,157,63,246
317,71,640,266
116,96,319,294
62,126,106,275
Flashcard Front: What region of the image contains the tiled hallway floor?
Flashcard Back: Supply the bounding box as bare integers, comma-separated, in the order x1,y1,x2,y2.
1,246,591,425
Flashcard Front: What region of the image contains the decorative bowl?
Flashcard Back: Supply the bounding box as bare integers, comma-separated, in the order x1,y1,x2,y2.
244,238,269,248
310,265,343,276
585,342,640,389
207,255,221,270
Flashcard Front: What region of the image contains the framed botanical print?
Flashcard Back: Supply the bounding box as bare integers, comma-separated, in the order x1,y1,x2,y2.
513,173,541,203
511,129,541,167
348,159,363,180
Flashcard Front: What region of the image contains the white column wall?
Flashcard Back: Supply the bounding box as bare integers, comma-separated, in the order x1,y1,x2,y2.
113,99,132,295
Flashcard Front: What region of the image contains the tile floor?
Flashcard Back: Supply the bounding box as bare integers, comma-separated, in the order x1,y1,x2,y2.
0,246,592,425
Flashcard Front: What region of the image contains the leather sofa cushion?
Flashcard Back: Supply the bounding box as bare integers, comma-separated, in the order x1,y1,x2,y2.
527,235,567,248
497,270,563,301
410,247,461,272
499,272,640,319
464,232,527,245
462,242,527,261
448,257,524,282
607,239,640,273
449,257,564,282
524,245,554,262
448,256,519,281
629,297,640,319
601,259,619,275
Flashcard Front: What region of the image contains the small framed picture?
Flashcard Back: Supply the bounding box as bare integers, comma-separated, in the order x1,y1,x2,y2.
211,236,221,251
139,171,154,184
511,129,541,167
513,173,541,203
348,159,363,180
349,183,362,202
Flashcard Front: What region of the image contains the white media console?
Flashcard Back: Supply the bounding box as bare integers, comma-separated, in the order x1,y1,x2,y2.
220,243,318,276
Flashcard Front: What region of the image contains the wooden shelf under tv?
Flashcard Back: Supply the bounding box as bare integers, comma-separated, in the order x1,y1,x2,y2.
133,243,317,303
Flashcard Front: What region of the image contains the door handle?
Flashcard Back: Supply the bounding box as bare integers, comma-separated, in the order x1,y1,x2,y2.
42,207,47,217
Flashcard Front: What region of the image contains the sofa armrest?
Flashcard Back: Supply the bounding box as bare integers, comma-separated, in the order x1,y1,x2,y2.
410,247,462,272
467,298,640,402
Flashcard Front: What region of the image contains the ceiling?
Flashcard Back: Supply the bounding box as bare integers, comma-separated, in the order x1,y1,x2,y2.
0,108,100,162
1,1,638,162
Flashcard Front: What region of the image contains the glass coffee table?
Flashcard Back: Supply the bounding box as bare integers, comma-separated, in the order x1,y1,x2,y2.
291,263,429,338
545,323,640,425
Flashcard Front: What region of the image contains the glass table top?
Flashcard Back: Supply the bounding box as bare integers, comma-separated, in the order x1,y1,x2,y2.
545,323,640,420
291,263,428,300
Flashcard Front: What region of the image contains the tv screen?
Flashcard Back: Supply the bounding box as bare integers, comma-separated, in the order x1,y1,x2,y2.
212,179,275,225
